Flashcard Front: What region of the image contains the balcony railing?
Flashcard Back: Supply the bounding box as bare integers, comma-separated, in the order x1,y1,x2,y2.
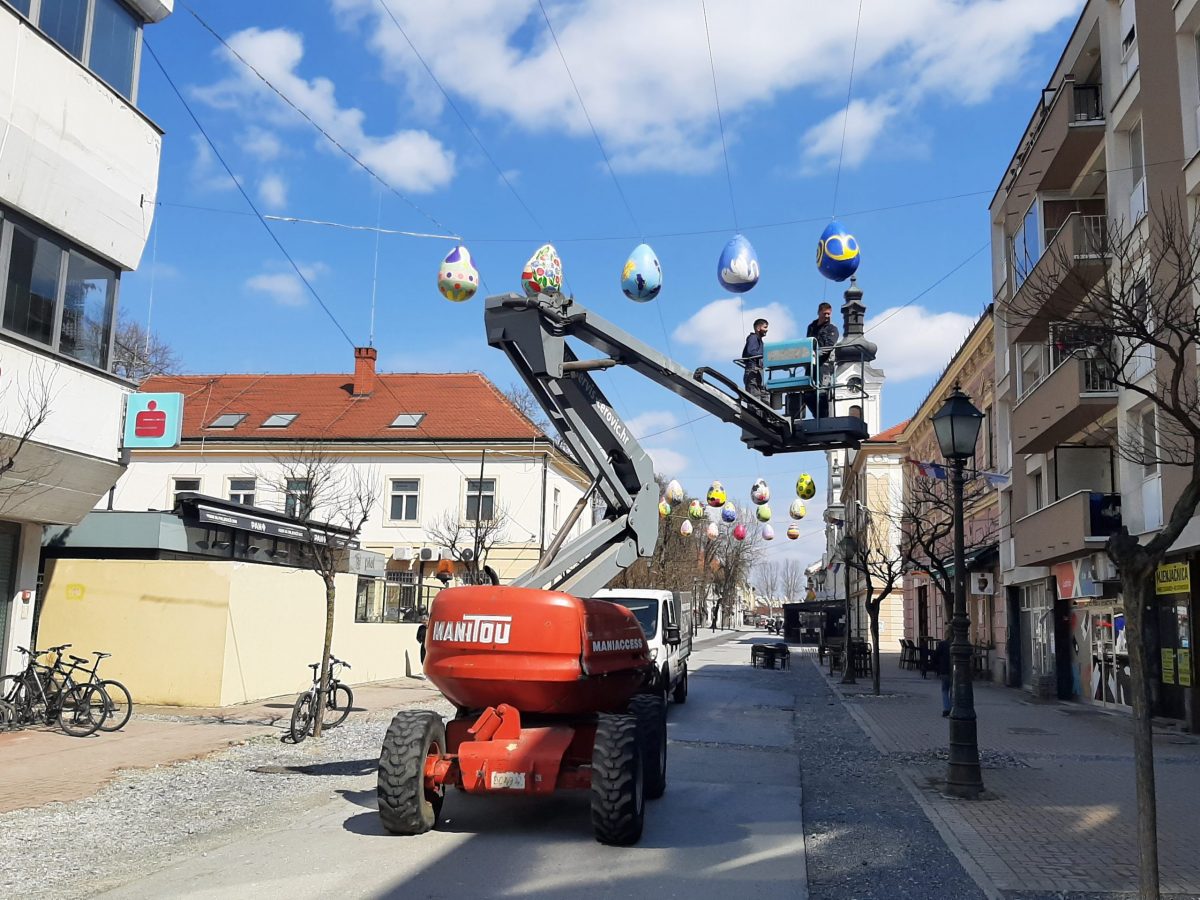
1070,83,1103,123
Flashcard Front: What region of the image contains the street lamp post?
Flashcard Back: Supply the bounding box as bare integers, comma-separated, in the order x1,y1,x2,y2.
932,382,986,799
839,533,858,685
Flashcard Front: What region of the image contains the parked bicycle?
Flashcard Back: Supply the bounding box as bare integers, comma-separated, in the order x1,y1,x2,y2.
61,650,133,732
0,645,103,737
289,655,354,743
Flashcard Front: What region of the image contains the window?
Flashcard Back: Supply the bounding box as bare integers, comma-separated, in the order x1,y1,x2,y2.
172,477,200,509
4,222,62,346
1010,201,1040,289
465,479,496,521
88,0,138,99
261,413,298,428
355,577,385,624
389,413,426,428
40,0,89,60
285,479,311,519
208,413,246,428
1129,121,1147,223
1140,409,1158,478
229,478,256,506
1031,471,1043,512
389,479,420,522
7,0,32,16
59,251,115,368
553,488,561,529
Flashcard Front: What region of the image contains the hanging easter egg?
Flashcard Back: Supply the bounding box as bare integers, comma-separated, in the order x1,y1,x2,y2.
796,472,817,500
521,243,563,297
789,499,807,520
787,524,800,540
680,520,693,537
816,221,860,283
733,523,748,541
659,499,671,519
721,503,737,523
706,481,727,508
756,504,772,523
437,245,479,302
621,243,662,302
717,233,760,293
688,499,705,519
762,524,775,541
666,479,684,504
751,478,770,506
706,522,719,540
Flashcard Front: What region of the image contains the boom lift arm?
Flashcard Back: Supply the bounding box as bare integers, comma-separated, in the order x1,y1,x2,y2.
485,291,868,599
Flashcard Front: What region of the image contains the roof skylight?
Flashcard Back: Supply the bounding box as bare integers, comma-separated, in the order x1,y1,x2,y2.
261,413,299,428
389,413,426,428
208,413,246,428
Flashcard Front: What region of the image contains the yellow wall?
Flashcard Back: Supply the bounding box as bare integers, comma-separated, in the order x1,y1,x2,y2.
41,559,425,707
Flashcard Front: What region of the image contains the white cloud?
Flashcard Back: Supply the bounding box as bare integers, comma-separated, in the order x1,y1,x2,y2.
626,410,680,442
672,299,799,364
645,446,689,477
241,126,284,161
865,304,977,383
244,262,328,307
258,173,288,210
188,135,238,194
194,27,455,193
799,96,902,172
333,0,1079,173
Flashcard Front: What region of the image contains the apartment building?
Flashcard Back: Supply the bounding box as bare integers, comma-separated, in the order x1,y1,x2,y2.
991,0,1198,726
0,0,173,675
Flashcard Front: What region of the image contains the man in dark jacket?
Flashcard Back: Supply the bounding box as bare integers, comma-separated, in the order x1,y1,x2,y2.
741,318,769,401
805,303,839,419
935,637,952,717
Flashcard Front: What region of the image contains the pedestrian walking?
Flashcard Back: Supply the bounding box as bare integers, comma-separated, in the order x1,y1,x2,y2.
935,637,952,717
805,302,839,419
740,318,769,402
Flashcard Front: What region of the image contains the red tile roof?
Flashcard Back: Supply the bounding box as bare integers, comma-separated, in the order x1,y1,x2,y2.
868,420,909,443
140,371,543,442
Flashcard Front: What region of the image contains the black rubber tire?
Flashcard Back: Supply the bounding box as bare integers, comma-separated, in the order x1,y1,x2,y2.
590,713,645,845
289,693,314,744
323,683,353,729
672,664,688,704
377,710,446,835
97,680,133,732
629,694,667,800
57,684,102,737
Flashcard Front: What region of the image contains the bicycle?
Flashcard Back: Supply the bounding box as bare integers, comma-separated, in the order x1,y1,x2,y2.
61,650,133,732
0,645,103,737
289,655,354,743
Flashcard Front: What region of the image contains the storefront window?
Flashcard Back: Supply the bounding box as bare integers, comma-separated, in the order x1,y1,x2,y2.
355,576,384,624
1019,581,1053,686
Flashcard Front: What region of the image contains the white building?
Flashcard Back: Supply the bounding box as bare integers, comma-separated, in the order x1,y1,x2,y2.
0,0,173,675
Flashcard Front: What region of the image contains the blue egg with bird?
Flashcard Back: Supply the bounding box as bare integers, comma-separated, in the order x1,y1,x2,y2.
717,233,760,293
621,243,662,302
816,221,860,282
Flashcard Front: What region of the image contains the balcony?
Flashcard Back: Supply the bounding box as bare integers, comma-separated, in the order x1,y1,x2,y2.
1011,354,1117,453
1014,490,1121,568
1009,213,1108,342
1004,77,1105,206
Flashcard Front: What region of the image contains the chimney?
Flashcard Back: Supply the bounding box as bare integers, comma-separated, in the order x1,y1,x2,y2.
353,347,377,396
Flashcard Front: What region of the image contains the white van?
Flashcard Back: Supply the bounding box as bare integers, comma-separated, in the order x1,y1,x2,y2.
592,589,692,704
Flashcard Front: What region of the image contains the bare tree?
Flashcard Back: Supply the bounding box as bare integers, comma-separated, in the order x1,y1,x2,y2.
845,519,905,695
425,504,512,585
708,511,765,628
1004,199,1200,898
781,558,806,603
0,357,57,515
755,560,780,610
259,446,377,738
111,311,180,384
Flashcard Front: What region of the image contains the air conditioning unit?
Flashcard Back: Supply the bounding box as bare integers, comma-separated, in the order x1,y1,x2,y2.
392,546,412,561
419,547,436,561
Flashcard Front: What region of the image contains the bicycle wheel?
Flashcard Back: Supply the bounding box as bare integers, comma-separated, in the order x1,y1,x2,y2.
322,683,354,729
57,684,102,737
1,674,37,725
97,680,133,732
289,693,314,743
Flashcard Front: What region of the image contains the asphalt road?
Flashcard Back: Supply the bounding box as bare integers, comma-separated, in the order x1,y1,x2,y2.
98,633,809,899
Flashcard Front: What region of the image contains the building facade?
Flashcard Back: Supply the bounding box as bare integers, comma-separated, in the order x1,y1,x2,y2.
0,0,173,675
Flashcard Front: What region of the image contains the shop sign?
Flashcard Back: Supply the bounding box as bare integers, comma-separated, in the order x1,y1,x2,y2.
1154,561,1190,596
348,549,388,577
1180,649,1193,688
194,503,351,547
1053,558,1101,600
122,393,184,449
1162,648,1177,685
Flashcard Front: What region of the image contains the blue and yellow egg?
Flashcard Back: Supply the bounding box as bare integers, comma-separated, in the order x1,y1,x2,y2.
621,243,662,302
816,221,860,282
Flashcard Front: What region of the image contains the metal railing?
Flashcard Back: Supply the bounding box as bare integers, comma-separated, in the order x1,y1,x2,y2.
1071,83,1103,122
1082,356,1115,392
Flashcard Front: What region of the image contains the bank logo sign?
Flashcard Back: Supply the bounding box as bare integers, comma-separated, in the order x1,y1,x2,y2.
123,392,184,449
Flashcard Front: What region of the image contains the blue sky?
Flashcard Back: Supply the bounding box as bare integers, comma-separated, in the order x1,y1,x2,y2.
123,0,1085,567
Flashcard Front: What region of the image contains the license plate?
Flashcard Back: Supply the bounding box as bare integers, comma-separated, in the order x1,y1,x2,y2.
489,771,526,790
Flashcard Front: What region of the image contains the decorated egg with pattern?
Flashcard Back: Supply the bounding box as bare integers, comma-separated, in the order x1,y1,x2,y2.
787,524,800,540
733,523,748,541
816,221,860,283
521,243,563,296
789,499,807,520
717,233,760,293
438,245,479,302
721,503,737,523
706,522,719,540
751,478,770,505
659,500,671,518
688,499,705,519
621,243,662,302
756,504,772,523
680,520,693,537
762,524,775,541
796,472,817,500
706,481,727,507
666,479,684,504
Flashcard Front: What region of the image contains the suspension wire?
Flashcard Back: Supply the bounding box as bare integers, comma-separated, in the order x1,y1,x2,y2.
180,2,458,238
375,0,549,238
369,193,382,347
263,215,459,240
144,215,159,369
830,0,865,219
700,0,738,233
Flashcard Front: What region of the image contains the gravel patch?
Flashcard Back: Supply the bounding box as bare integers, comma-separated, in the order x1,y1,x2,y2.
0,695,454,899
886,748,1030,769
793,661,985,900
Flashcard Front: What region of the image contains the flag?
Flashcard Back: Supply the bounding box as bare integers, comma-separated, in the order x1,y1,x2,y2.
907,458,947,479
983,472,1010,489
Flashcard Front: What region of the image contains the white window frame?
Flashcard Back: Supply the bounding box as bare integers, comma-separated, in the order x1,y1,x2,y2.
387,478,421,524
1140,408,1158,479
170,476,200,508
553,487,561,530
1129,120,1146,224
228,477,256,507
464,478,497,523
284,478,311,519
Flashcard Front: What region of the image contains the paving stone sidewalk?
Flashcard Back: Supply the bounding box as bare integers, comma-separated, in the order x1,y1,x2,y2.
816,649,1200,898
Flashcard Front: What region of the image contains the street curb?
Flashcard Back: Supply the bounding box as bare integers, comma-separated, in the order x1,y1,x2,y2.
819,660,1003,900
